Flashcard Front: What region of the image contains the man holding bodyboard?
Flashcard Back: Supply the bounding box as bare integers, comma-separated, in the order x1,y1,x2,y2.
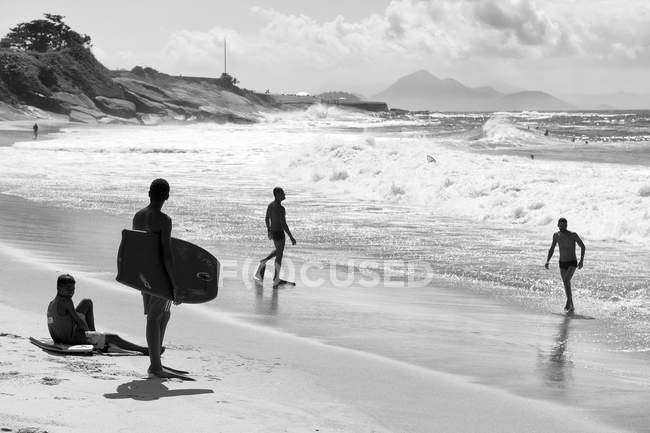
132,178,190,380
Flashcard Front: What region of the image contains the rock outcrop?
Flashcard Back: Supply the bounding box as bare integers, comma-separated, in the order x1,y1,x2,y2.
0,46,386,124
93,96,136,118
0,47,274,124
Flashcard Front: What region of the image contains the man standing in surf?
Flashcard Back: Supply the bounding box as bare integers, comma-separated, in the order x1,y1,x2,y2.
545,217,586,313
133,179,188,380
255,187,296,288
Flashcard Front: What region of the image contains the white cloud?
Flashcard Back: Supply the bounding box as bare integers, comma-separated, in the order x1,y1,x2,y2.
91,46,138,71
474,0,559,45
147,0,650,93
161,27,245,72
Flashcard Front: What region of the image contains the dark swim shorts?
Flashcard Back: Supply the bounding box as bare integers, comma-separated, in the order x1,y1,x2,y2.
270,230,285,242
142,292,172,315
559,260,578,269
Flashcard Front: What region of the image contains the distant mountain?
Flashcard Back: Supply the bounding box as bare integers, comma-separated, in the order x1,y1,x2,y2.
564,92,650,110
486,80,526,94
373,70,497,111
373,70,573,111
493,91,574,111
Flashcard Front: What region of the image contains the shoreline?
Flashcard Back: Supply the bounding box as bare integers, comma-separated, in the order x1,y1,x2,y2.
0,193,644,432
0,234,626,433
1,121,649,431
0,114,76,148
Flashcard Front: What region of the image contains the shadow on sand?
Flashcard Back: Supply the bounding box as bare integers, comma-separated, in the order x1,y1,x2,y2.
103,379,214,401
254,281,279,316
551,312,595,320
538,315,574,387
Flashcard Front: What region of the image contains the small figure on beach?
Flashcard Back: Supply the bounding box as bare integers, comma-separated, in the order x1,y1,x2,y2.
32,123,38,139
47,274,149,354
255,187,296,288
133,179,186,379
545,218,586,313
544,129,549,136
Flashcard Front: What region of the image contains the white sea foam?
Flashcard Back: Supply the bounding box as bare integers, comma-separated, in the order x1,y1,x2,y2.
2,116,650,248
270,117,650,246
1,112,649,351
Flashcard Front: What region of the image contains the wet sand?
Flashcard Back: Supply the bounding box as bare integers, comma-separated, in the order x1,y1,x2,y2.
0,191,639,432
0,119,67,147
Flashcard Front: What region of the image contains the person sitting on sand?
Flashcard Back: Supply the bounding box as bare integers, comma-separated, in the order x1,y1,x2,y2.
544,218,586,313
47,274,149,354
255,187,296,288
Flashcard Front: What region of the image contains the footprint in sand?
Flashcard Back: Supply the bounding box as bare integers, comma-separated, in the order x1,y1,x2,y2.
0,332,22,338
0,371,20,380
40,376,65,386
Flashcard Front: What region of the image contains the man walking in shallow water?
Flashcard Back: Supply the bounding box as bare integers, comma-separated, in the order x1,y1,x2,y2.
255,187,296,288
545,217,586,313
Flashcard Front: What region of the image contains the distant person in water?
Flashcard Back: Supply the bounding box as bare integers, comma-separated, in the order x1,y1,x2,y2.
33,123,38,139
255,187,296,288
545,218,586,313
47,274,149,354
544,129,549,136
133,179,187,379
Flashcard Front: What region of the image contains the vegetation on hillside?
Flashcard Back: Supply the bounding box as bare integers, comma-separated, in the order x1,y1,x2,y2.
1,14,91,52
0,14,120,110
318,91,361,102
0,14,274,122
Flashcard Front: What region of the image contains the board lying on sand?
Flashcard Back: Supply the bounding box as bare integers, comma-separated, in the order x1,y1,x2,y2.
29,337,94,355
116,229,220,303
30,337,147,356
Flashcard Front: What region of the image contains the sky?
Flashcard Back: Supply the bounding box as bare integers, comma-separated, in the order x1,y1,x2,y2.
2,0,650,96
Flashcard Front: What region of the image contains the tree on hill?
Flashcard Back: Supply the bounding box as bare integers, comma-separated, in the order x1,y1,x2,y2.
218,72,239,88
319,91,361,102
1,14,91,52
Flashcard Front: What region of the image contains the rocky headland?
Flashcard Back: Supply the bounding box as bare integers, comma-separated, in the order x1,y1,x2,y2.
0,46,276,124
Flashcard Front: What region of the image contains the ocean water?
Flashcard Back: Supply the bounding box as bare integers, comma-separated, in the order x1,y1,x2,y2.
1,109,649,386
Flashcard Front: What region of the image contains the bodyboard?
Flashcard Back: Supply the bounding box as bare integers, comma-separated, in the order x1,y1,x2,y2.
116,229,220,304
29,337,94,355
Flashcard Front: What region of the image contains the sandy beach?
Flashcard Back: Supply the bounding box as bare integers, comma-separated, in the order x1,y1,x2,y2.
0,120,70,151
0,194,638,433
2,115,650,432
0,238,627,433
2,2,650,430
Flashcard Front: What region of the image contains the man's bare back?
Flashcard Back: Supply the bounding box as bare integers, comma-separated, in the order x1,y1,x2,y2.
133,206,171,234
